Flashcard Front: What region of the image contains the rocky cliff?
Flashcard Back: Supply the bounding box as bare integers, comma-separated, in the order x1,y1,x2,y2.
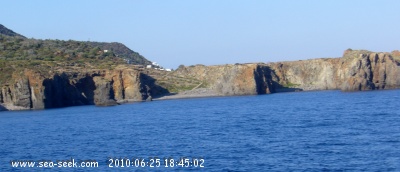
173,50,400,96
0,67,162,111
268,49,400,92
173,64,276,96
1,49,399,111
2,24,399,111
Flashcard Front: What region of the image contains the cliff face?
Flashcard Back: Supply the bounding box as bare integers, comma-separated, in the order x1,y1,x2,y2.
268,50,400,92
174,50,400,96
0,68,157,111
174,64,276,95
339,52,400,91
1,50,399,111
267,58,340,91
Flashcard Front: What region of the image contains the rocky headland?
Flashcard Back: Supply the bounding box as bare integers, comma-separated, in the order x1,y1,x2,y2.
268,49,400,92
1,24,400,111
1,49,400,111
168,49,400,95
0,67,168,110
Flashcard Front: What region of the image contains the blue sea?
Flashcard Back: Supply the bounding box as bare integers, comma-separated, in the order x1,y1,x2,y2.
1,90,400,171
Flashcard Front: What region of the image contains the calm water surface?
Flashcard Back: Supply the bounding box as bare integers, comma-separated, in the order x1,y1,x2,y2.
1,90,400,171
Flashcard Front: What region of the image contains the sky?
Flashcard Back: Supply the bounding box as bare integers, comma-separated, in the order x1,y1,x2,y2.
1,0,400,69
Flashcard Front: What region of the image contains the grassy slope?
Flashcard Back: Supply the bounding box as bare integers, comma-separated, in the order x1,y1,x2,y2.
0,34,150,85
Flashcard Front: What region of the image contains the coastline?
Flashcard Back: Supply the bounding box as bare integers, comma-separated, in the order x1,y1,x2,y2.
2,88,400,112
152,88,222,100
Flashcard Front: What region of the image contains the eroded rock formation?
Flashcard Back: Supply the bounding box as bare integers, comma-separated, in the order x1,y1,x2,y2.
174,64,277,95
1,49,399,111
175,50,400,96
0,68,161,111
268,50,400,92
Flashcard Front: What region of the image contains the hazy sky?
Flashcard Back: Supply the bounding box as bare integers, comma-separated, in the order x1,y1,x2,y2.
1,0,399,69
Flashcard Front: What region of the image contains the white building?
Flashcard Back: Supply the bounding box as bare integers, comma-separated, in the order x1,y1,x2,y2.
146,65,152,69
124,59,131,64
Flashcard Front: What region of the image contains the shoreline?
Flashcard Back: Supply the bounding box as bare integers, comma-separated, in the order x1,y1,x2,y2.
152,88,222,101
2,88,400,112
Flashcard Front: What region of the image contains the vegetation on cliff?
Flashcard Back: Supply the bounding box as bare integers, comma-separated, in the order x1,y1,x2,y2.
1,24,400,111
145,68,208,93
0,25,151,86
88,42,151,65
